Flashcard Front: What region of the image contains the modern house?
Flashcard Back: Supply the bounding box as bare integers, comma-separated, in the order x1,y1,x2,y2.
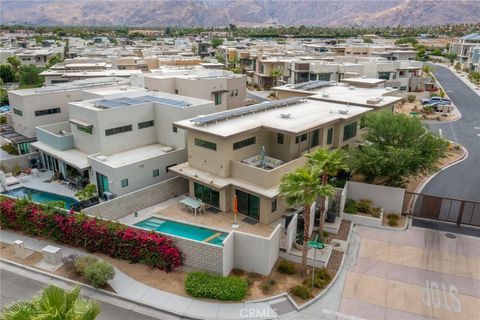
171,98,371,225
450,33,480,71
30,88,215,198
137,69,247,111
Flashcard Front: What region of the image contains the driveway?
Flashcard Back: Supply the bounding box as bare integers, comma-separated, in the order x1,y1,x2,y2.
338,226,480,319
421,64,480,202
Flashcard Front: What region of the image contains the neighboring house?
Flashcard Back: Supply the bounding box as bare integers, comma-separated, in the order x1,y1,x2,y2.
16,49,62,67
273,79,402,113
450,33,480,71
40,69,142,86
253,57,290,89
171,98,370,225
30,88,215,199
470,46,480,72
138,69,247,111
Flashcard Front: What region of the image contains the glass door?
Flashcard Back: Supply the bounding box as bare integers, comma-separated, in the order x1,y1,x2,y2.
194,182,220,208
311,129,319,148
235,189,260,220
96,172,109,198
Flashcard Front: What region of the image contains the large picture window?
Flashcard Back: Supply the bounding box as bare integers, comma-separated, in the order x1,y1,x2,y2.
105,125,132,136
343,122,357,142
195,138,217,151
233,137,256,150
34,108,61,117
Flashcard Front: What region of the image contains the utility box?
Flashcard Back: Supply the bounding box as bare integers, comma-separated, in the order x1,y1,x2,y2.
42,245,62,265
13,240,26,258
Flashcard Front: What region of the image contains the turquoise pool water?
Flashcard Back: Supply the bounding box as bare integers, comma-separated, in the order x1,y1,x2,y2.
135,217,227,246
3,187,78,209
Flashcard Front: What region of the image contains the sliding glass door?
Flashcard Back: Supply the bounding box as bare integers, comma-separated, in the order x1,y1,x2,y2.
235,189,260,220
194,182,220,208
96,172,109,198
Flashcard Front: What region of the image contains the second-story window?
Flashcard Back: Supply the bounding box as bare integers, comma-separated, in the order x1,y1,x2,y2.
105,124,132,136
34,108,61,117
233,137,256,150
343,122,358,142
138,120,154,129
13,108,23,116
295,133,307,144
277,133,284,144
77,125,92,134
195,138,217,151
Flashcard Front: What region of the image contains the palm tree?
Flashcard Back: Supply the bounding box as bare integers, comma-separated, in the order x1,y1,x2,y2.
1,285,100,320
306,148,349,238
270,69,282,87
279,166,334,277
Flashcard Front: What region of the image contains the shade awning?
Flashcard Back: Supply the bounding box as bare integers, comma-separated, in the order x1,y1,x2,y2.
211,89,229,94
69,119,93,128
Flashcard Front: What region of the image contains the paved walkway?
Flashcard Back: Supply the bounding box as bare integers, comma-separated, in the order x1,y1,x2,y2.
0,230,287,320
338,226,480,320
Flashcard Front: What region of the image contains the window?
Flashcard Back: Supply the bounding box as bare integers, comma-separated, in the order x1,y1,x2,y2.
326,128,334,145
121,179,128,188
343,122,357,142
260,64,265,74
195,182,220,208
277,133,284,144
311,129,319,147
235,89,238,96
153,169,159,177
166,164,177,172
105,125,132,136
214,93,222,105
271,198,277,213
174,89,178,94
195,138,217,151
77,125,92,134
230,90,234,97
378,72,390,80
13,108,23,116
400,86,407,91
233,137,256,150
295,133,307,144
138,120,154,129
173,125,178,133
34,108,61,117
399,71,406,77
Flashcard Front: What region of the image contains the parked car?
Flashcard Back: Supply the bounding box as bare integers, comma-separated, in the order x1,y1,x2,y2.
421,96,450,105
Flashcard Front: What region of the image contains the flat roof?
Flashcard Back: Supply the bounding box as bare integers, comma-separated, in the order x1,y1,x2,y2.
88,144,176,168
174,98,370,138
341,77,386,85
31,141,89,170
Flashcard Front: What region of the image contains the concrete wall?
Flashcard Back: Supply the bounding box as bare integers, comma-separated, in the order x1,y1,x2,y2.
345,181,405,214
174,236,224,275
1,152,40,172
232,224,281,275
286,213,298,252
83,176,188,219
222,232,235,276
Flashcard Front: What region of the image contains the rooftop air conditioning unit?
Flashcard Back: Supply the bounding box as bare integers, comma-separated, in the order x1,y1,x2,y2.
97,155,107,161
361,75,367,79
280,113,291,119
120,86,127,90
367,97,384,104
339,109,349,115
322,93,330,98
348,86,355,90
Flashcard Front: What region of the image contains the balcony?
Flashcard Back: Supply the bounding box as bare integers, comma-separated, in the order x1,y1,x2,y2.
35,122,74,151
230,156,307,189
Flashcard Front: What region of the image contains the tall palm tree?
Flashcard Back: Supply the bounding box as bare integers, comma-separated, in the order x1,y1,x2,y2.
270,69,282,87
279,166,334,277
306,148,349,238
1,285,100,320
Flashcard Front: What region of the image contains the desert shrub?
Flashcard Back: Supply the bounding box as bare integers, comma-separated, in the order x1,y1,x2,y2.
290,285,312,300
344,199,358,214
387,213,399,221
74,255,98,275
185,272,248,301
277,260,295,275
423,105,434,114
304,267,332,289
84,260,115,288
61,253,78,270
388,219,399,227
369,207,382,218
260,278,277,293
231,268,245,276
407,95,416,103
0,143,19,156
356,198,372,213
247,272,262,280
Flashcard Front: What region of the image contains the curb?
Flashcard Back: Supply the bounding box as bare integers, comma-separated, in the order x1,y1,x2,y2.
0,258,195,320
428,64,462,123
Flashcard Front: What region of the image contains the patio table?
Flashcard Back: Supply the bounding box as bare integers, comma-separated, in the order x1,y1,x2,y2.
180,197,203,216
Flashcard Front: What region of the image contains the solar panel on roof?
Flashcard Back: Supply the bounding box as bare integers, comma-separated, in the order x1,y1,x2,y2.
190,97,305,125
138,95,191,108
292,80,335,91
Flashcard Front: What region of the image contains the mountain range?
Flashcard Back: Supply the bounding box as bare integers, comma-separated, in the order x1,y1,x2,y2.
1,0,480,27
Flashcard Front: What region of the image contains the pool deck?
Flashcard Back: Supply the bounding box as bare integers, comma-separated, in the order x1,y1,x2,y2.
119,195,277,238
5,171,77,199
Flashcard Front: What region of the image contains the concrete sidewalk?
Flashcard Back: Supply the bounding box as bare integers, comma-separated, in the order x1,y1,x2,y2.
0,230,290,320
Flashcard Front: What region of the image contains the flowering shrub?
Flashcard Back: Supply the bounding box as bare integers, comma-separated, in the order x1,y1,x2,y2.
0,196,183,271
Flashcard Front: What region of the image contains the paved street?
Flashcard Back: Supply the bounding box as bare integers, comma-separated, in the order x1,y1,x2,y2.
0,265,181,320
338,226,480,319
422,65,480,202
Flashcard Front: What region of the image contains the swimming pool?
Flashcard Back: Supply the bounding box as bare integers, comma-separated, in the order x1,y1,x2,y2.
134,217,227,246
3,187,78,209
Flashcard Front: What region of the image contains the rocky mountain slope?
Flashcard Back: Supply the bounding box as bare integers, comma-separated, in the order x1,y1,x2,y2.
1,0,479,27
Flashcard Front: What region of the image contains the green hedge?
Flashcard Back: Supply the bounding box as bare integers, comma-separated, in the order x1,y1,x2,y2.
185,272,248,301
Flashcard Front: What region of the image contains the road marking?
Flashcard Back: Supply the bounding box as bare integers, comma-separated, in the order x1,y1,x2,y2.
323,309,367,320
422,280,461,313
